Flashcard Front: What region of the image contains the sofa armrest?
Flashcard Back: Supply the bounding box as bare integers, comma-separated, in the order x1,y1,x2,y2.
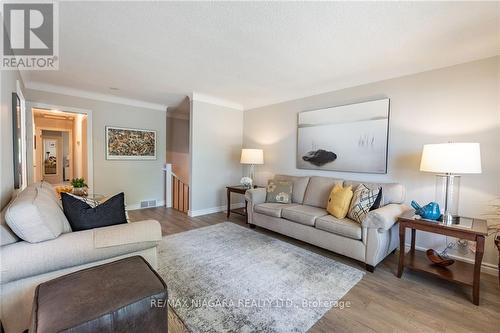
245,188,267,205
94,220,161,248
362,204,410,231
0,220,162,284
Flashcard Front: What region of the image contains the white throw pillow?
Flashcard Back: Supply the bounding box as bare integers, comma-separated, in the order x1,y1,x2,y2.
0,208,19,246
5,187,70,243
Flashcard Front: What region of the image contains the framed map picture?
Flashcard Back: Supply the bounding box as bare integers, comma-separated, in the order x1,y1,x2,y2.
106,126,156,160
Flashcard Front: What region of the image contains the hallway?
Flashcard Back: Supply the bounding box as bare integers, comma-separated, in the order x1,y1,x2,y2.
31,108,88,185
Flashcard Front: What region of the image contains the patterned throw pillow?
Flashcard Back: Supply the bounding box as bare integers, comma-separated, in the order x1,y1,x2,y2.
348,184,381,223
265,180,293,204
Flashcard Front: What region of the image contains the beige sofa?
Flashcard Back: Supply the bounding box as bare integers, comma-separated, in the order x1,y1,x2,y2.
246,175,409,271
0,182,162,333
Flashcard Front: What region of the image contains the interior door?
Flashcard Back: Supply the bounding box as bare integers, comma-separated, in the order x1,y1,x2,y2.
41,136,63,184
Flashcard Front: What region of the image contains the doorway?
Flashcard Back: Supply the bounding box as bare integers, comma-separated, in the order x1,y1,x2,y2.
31,107,89,186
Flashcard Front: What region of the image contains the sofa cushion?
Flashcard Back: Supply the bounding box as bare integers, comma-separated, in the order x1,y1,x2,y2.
254,203,299,218
344,181,405,206
265,180,293,204
315,215,362,240
5,187,70,243
282,205,328,226
274,175,310,204
303,176,344,208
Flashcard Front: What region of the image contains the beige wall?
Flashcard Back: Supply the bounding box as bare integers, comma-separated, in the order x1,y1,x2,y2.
0,70,24,210
25,89,167,209
166,97,190,183
190,100,243,214
244,56,500,267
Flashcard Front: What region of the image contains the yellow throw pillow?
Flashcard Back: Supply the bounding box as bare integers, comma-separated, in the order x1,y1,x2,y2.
326,185,354,219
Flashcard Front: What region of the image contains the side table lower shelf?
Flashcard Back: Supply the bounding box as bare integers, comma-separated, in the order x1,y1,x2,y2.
397,212,487,305
403,250,474,287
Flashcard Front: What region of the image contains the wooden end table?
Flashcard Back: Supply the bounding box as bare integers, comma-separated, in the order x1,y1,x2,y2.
226,185,256,223
397,210,487,305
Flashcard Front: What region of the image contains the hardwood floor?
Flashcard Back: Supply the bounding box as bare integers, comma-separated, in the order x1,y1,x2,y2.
129,207,500,333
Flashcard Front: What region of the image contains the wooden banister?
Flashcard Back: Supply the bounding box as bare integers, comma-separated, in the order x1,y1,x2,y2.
172,172,189,213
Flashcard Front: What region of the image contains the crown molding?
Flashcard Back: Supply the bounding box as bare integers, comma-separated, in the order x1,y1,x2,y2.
25,81,168,111
191,92,243,111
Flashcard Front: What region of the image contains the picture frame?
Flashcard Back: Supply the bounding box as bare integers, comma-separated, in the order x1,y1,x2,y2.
12,93,22,188
105,126,157,160
297,98,390,174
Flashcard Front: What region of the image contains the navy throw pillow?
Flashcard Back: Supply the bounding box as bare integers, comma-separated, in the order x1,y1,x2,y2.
61,192,127,231
369,188,383,211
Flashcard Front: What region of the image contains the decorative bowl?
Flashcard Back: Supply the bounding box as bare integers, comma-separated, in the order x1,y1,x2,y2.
426,249,455,267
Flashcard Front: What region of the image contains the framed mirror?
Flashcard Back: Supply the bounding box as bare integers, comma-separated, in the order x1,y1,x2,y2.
12,92,22,189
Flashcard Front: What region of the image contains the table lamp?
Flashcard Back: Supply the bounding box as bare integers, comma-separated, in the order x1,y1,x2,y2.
420,143,482,225
240,149,264,185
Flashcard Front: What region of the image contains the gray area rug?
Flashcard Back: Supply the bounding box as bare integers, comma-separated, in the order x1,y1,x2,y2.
156,222,364,333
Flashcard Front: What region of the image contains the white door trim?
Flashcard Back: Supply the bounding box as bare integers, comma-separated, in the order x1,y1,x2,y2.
16,80,27,190
29,102,94,193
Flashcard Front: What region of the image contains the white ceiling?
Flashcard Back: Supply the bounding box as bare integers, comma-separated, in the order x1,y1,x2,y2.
24,1,500,110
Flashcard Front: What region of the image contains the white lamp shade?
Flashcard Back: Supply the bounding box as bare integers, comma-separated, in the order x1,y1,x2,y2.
420,143,482,174
240,149,264,165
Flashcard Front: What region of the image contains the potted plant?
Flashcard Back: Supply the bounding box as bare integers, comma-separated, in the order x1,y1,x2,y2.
71,178,88,196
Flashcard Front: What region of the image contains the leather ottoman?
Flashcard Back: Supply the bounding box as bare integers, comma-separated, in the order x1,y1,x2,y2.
30,256,168,333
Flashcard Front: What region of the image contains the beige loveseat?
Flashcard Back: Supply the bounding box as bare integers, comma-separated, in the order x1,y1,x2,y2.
246,175,409,271
0,182,162,333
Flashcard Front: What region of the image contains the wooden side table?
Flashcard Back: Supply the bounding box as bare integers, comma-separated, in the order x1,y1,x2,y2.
397,210,487,305
226,185,251,222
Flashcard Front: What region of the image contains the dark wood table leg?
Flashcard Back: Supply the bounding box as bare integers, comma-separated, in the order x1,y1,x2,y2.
397,222,406,278
472,235,485,305
410,228,416,254
226,188,231,218
495,236,499,287
244,200,248,224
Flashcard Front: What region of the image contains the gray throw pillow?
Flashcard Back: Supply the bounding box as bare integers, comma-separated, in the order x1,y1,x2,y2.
265,180,293,204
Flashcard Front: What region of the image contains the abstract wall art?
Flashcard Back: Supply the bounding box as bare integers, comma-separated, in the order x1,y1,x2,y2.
106,126,156,160
297,98,390,174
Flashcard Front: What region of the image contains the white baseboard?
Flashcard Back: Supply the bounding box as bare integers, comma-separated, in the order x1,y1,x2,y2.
407,244,498,277
188,203,245,217
126,200,165,211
